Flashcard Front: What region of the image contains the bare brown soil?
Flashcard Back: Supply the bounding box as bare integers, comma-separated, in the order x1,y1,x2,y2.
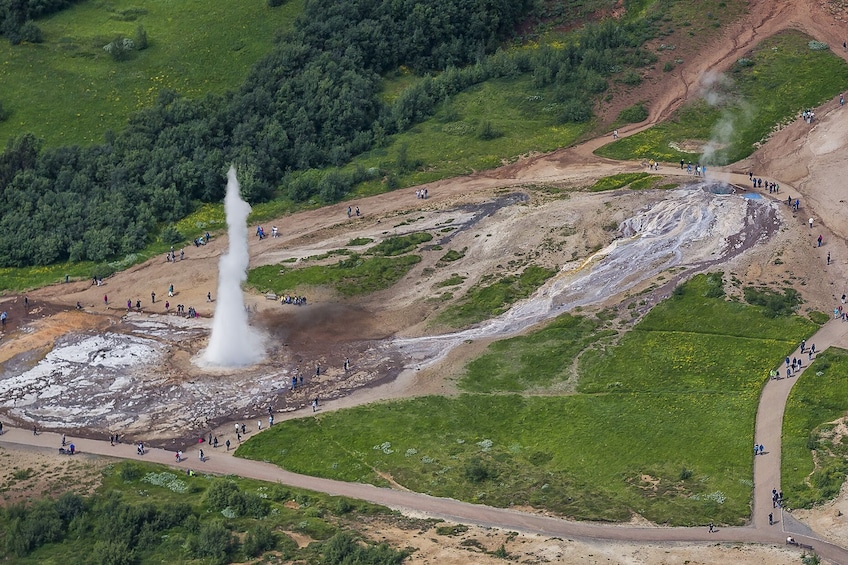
3,0,848,561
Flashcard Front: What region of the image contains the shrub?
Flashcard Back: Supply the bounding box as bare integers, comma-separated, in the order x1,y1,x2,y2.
104,37,135,61
477,120,503,140
268,0,287,6
119,464,142,482
12,468,33,480
808,40,829,51
0,101,8,122
89,540,135,565
7,500,64,556
205,480,240,511
159,224,183,245
557,99,592,123
440,249,465,262
435,523,469,535
703,272,725,298
619,70,642,86
335,497,353,514
243,524,277,557
321,531,408,564
464,457,493,483
618,103,649,123
190,520,234,564
55,492,85,525
743,286,801,317
19,21,43,43
134,25,148,50
369,232,433,256
662,61,674,72
156,502,192,529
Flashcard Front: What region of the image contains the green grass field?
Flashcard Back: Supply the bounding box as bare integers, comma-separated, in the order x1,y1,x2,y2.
435,265,557,328
589,172,656,192
247,254,422,298
783,348,848,509
595,30,848,164
238,275,817,525
350,75,591,196
460,314,604,392
0,0,302,147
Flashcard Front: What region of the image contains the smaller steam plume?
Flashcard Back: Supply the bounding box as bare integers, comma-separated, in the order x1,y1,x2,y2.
699,71,753,166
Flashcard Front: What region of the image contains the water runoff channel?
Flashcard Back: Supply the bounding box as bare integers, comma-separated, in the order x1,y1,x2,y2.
392,180,779,369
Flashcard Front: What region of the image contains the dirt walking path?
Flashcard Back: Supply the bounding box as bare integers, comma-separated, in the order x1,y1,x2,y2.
752,319,848,548
4,306,848,564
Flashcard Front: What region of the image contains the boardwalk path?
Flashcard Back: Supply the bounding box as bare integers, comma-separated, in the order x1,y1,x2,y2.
3,319,848,563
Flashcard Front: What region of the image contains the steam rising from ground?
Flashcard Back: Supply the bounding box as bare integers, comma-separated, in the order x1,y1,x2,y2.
699,71,753,165
200,166,265,367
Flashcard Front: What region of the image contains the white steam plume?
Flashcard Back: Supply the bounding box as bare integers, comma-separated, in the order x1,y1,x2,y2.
200,166,265,367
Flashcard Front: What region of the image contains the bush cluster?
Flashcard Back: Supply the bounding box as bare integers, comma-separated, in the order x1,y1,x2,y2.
204,479,270,518
743,286,801,317
0,0,75,44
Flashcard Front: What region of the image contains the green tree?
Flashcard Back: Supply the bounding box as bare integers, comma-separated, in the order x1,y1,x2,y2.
89,540,135,565
19,20,42,43
191,520,234,564
243,524,276,557
133,25,148,50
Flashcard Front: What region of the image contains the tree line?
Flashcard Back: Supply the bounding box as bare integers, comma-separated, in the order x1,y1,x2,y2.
1,470,408,564
0,0,658,267
0,0,79,44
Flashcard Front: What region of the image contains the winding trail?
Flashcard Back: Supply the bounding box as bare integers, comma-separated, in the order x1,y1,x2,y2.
4,317,848,562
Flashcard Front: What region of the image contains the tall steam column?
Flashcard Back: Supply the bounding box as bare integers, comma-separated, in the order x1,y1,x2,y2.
200,166,265,367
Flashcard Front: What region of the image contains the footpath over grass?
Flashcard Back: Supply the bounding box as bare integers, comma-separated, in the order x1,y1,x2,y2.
3,340,848,565
238,275,815,526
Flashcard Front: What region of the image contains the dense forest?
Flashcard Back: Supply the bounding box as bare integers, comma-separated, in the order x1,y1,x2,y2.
0,0,657,267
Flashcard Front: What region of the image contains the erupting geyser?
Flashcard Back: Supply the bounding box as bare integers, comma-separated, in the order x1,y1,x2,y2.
200,166,265,367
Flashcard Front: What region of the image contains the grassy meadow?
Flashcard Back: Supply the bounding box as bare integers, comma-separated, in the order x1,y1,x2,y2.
435,265,557,328
0,0,302,147
596,30,848,164
246,233,436,297
589,172,660,192
248,254,422,298
350,75,590,197
460,314,603,392
238,275,818,525
783,348,848,509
